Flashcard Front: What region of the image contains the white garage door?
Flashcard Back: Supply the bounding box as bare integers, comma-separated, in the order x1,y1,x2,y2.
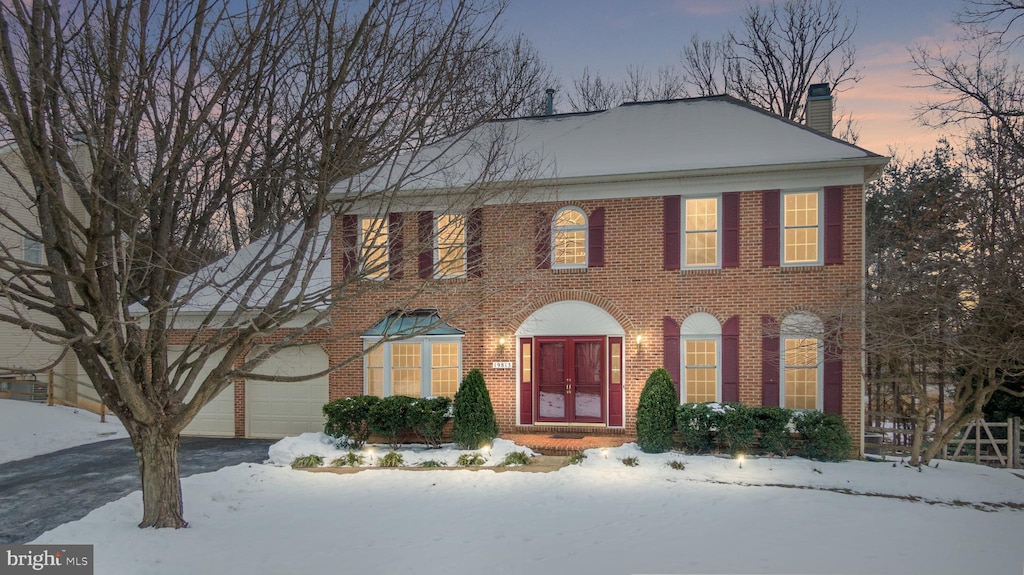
171,348,236,437
246,345,329,438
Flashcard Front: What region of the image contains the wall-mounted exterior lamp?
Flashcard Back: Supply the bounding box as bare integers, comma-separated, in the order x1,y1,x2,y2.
635,334,643,353
497,337,507,354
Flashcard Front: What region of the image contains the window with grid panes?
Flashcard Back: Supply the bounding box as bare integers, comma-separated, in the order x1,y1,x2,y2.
783,192,820,264
684,197,718,267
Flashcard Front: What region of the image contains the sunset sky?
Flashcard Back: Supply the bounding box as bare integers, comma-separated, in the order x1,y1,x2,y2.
503,0,983,159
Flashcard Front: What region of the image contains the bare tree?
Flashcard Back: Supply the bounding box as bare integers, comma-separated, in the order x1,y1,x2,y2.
681,0,861,132
906,0,1024,463
958,0,1024,45
566,67,621,113
0,0,549,529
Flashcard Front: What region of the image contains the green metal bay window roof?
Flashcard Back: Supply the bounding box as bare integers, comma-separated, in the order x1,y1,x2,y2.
362,309,464,338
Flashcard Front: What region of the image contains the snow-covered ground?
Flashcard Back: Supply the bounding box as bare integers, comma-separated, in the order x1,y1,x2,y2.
29,431,1024,575
0,398,126,463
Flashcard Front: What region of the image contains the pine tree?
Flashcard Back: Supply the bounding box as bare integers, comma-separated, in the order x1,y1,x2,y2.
452,369,498,450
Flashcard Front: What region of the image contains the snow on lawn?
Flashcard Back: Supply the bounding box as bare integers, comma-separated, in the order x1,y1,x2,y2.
0,398,126,464
33,434,1024,575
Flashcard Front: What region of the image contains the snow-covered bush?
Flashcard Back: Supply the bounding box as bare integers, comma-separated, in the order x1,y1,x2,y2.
676,402,722,454
718,403,757,456
636,368,677,453
322,395,380,448
408,396,452,448
369,395,418,450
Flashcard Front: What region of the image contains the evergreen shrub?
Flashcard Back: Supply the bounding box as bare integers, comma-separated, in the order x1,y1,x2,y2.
676,402,721,454
368,395,417,450
408,396,452,448
452,369,498,449
323,395,380,448
635,368,678,453
794,411,852,461
718,403,757,456
751,405,794,456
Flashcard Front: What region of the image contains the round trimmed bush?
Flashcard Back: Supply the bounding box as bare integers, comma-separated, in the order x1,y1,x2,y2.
636,368,677,453
452,369,498,449
408,396,452,449
718,403,756,456
323,395,380,448
794,411,853,461
676,402,721,454
752,405,794,456
368,395,417,450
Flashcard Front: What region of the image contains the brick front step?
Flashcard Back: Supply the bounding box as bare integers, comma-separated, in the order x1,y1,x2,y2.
503,432,635,455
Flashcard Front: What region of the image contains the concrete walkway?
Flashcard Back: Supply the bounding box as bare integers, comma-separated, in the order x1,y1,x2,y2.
0,436,274,544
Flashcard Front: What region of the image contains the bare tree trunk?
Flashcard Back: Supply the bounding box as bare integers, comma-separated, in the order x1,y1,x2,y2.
132,427,187,529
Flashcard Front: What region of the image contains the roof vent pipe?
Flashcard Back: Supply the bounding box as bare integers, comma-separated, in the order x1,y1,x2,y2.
545,88,555,116
805,83,833,136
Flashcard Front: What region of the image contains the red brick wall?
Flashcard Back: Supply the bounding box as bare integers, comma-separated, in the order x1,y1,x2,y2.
325,186,865,441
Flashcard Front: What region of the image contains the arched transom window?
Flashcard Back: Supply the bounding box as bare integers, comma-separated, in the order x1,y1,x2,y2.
552,207,587,268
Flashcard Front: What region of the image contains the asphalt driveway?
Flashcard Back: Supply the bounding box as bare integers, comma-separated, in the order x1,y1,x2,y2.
0,437,275,544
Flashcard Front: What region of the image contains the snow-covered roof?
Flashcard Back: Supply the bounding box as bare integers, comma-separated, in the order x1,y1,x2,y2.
137,217,332,315
331,95,886,196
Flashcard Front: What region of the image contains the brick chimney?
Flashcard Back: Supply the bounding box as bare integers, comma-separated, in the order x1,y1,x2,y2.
805,83,832,136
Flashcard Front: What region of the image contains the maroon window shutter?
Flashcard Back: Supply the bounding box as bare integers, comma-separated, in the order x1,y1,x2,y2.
663,316,681,400
417,211,433,279
664,195,681,270
762,190,780,266
761,315,780,406
519,337,533,425
824,322,843,414
342,214,358,277
588,207,605,267
535,210,551,269
722,315,740,403
824,186,844,265
722,192,740,268
467,208,483,278
388,213,404,279
608,336,623,427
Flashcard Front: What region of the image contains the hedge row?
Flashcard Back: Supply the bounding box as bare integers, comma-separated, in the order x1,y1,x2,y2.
322,369,497,450
636,369,852,461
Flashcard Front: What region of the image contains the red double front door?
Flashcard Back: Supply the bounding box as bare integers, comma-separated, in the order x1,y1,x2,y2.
535,337,604,424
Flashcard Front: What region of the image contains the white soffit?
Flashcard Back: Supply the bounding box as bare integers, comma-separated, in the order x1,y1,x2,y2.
516,300,624,337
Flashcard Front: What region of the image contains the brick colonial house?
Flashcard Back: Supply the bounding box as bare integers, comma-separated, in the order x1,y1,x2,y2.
175,88,887,450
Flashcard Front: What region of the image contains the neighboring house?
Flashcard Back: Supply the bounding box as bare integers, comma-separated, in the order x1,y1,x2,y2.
171,87,888,447
0,143,101,410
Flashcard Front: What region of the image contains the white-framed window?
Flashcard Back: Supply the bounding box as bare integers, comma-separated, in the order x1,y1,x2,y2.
22,236,42,265
552,206,587,268
780,312,823,410
362,337,463,398
435,214,466,278
782,190,822,265
360,217,388,279
681,312,721,403
683,196,720,268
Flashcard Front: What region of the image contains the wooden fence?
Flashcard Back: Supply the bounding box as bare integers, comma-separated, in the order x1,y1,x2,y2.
1,370,108,422
865,410,1022,468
